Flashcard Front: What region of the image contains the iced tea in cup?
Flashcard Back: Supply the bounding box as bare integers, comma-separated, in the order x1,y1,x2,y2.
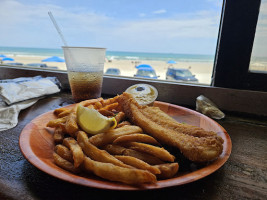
62,46,106,102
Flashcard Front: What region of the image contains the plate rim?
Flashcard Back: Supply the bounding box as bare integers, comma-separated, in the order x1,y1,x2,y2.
19,101,232,190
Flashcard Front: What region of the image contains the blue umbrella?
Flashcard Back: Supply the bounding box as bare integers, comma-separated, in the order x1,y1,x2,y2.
137,67,154,71
135,64,153,69
167,60,176,64
2,57,14,61
42,56,65,62
0,54,6,58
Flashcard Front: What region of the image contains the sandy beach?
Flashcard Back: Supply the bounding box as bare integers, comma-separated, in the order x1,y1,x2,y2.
2,55,214,85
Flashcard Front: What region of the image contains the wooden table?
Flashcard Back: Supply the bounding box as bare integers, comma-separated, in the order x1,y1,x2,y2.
0,92,266,200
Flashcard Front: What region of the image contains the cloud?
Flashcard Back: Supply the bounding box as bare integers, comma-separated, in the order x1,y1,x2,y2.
152,9,166,14
0,0,221,54
105,10,220,53
0,0,110,47
138,13,146,17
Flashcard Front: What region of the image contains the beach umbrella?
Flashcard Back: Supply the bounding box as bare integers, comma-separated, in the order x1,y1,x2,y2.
135,64,153,69
42,56,65,62
167,60,176,64
2,57,14,61
0,54,6,58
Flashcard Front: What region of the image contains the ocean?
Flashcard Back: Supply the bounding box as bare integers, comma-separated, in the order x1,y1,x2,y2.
0,46,214,63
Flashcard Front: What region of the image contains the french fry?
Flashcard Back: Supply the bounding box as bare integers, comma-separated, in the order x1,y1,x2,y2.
47,116,67,128
113,134,160,146
63,137,84,168
77,131,132,168
117,121,131,128
89,125,143,147
154,163,179,179
98,109,115,117
55,144,73,162
81,97,104,107
53,126,65,144
102,96,119,106
94,101,103,109
53,107,69,116
123,149,165,165
114,112,125,124
49,95,181,185
87,104,95,109
72,98,103,113
104,144,164,166
115,155,161,175
64,113,79,136
58,109,71,118
53,152,80,173
83,156,157,184
103,144,127,155
100,102,119,111
126,142,175,162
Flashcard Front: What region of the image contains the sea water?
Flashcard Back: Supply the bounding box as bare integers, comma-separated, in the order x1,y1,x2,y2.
0,46,214,63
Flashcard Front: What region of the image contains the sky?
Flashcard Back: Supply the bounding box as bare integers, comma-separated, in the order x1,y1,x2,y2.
0,0,224,54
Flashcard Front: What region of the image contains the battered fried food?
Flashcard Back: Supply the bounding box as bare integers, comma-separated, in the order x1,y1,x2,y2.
118,92,224,162
47,95,183,184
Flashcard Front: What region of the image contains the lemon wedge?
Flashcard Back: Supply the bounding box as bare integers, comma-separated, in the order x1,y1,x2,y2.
76,104,117,135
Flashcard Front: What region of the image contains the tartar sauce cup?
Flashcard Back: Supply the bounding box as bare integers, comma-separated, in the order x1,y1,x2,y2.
125,84,158,106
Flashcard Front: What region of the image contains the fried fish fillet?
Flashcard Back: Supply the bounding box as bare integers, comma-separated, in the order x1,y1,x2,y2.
117,93,224,162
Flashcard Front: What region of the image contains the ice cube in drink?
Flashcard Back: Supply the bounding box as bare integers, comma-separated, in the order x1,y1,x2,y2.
68,71,103,102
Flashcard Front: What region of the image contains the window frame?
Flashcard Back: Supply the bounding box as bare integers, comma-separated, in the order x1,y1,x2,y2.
212,0,267,91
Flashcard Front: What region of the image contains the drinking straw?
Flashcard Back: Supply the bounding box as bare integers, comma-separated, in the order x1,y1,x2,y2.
48,11,68,46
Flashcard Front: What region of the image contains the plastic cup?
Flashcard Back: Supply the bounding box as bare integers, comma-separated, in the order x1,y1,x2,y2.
62,46,106,102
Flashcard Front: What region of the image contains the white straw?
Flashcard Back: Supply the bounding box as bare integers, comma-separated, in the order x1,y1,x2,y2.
48,11,68,46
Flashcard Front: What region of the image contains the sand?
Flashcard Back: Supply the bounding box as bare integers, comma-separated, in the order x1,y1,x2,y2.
2,55,214,84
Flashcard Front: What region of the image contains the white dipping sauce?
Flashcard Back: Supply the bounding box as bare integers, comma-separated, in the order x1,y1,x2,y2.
125,84,158,105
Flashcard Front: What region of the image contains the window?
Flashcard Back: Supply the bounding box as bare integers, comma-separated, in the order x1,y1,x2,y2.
249,0,267,73
212,0,267,92
0,0,222,85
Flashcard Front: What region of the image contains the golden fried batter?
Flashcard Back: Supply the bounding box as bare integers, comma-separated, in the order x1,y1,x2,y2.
118,93,224,162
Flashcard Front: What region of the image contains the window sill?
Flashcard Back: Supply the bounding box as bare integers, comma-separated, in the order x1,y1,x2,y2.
1,65,267,116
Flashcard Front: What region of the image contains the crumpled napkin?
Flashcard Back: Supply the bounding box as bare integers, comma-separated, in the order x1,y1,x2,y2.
0,76,61,131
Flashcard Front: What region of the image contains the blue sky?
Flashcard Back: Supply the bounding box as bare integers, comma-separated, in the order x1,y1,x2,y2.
0,0,224,54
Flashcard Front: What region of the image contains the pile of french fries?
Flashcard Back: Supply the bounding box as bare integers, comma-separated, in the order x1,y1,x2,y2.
47,96,179,185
